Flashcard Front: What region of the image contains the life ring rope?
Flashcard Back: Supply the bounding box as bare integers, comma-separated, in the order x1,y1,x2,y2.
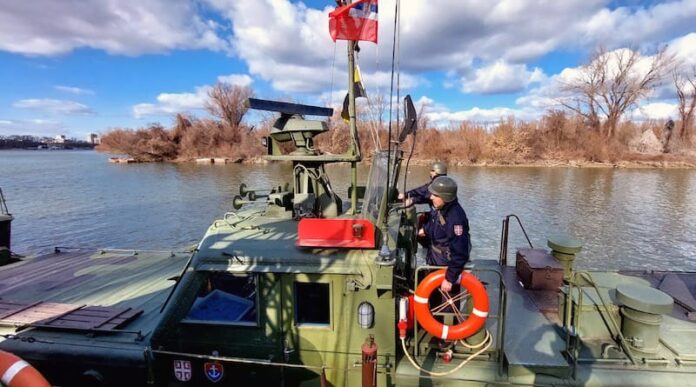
413,269,490,341
431,289,470,314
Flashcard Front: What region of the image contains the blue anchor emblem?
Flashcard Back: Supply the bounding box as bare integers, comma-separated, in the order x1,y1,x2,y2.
204,361,224,383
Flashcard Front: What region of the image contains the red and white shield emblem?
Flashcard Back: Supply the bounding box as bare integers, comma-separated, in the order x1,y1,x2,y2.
454,225,464,236
173,360,192,382
204,361,224,383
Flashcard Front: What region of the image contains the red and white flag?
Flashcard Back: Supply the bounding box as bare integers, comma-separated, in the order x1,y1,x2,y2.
328,0,378,43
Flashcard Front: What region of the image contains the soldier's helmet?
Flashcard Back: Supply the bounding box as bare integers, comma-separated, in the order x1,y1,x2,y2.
431,161,448,175
428,176,457,202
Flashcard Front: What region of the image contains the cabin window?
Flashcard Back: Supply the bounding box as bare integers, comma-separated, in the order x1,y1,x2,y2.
294,282,330,326
183,273,258,326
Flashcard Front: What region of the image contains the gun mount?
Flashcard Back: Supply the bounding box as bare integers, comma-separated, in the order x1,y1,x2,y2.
248,98,358,163
243,98,357,218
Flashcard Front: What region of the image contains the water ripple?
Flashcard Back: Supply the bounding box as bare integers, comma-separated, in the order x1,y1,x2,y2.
1,151,695,271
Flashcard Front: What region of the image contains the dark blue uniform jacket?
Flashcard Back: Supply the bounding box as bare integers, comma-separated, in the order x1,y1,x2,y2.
406,178,435,205
423,199,471,283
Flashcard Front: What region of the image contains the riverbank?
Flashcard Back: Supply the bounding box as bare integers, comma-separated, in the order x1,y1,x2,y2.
97,112,696,169
175,153,696,169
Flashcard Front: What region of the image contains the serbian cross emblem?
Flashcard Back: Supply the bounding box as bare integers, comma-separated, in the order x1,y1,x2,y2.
454,225,464,236
204,361,224,383
173,360,192,382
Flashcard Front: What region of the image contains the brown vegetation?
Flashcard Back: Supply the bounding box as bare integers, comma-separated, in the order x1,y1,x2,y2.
98,84,263,162
97,55,695,167
314,110,694,166
674,66,696,144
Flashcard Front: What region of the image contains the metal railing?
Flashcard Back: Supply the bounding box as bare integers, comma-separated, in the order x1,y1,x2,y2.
498,215,533,266
564,271,638,369
0,188,9,215
412,265,508,376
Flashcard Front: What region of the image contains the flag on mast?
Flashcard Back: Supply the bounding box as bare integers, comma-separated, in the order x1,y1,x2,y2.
329,0,378,43
341,64,367,121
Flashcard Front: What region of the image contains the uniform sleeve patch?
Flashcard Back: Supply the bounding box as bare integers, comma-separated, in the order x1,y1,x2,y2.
454,225,464,236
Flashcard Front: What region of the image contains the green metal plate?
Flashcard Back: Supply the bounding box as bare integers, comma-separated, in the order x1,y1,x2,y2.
547,235,582,254
616,283,673,315
661,331,696,360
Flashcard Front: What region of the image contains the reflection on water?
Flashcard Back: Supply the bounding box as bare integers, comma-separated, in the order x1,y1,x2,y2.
1,150,695,271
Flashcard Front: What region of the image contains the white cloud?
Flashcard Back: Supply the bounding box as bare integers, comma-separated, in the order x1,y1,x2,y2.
54,85,95,95
581,1,696,50
628,102,678,121
133,72,259,118
669,33,696,69
204,0,335,93
461,61,546,94
516,45,685,114
217,74,254,87
426,106,538,124
0,0,230,56
12,99,94,115
133,86,211,118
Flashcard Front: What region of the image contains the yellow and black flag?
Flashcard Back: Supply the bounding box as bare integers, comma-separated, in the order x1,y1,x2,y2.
341,64,367,122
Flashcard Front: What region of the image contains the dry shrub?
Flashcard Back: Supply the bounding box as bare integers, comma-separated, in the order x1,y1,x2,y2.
98,87,694,165
98,124,178,161
460,125,487,163
98,84,257,161
97,128,137,155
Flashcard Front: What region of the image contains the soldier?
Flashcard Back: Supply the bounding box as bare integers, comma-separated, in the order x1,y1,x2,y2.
662,119,674,153
398,161,447,207
418,176,471,292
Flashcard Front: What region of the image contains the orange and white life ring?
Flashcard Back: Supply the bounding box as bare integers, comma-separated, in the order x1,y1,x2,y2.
0,350,50,387
413,269,489,341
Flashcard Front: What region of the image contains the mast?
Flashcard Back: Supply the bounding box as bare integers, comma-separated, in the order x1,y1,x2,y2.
346,1,361,215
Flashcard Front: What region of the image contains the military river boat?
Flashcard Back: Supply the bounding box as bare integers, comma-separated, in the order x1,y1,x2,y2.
2,1,696,386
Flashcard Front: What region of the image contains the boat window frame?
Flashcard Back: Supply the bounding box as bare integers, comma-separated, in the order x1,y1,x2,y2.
180,271,261,328
293,280,332,329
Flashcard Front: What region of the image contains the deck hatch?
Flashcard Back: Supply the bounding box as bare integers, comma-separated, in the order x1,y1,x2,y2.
0,300,142,331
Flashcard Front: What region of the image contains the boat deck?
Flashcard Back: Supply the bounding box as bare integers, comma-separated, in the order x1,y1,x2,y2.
0,248,189,370
400,261,696,385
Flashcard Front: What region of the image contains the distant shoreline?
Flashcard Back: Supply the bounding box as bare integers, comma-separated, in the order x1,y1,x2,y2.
159,155,696,169
0,147,96,151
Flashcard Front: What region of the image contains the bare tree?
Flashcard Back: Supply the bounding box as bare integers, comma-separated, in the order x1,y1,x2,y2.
205,83,253,142
673,66,696,143
560,46,675,138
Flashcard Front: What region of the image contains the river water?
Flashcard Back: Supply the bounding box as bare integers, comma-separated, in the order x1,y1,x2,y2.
1,150,694,271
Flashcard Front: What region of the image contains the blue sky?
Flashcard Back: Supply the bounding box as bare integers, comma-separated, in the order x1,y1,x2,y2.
1,0,695,139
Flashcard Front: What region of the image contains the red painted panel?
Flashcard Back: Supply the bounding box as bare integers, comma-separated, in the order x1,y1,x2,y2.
297,218,375,248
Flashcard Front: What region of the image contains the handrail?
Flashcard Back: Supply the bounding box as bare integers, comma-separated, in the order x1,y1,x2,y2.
0,188,9,215
566,271,637,365
498,214,534,266
412,265,507,376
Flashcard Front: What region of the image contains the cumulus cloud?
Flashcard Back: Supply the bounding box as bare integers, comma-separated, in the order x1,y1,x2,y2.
54,85,95,95
133,87,210,118
0,0,230,56
426,106,538,125
516,45,685,115
628,102,678,121
204,0,335,93
217,74,254,87
669,33,696,69
581,1,696,50
461,61,546,94
12,99,94,115
133,73,254,118
200,0,696,98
